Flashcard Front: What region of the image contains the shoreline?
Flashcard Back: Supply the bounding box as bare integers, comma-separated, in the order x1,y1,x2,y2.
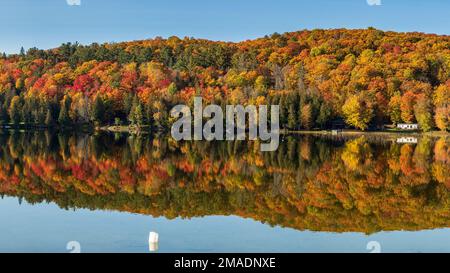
1,125,449,139
282,129,449,138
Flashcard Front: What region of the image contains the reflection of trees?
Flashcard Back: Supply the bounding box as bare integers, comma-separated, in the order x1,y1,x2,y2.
0,132,448,234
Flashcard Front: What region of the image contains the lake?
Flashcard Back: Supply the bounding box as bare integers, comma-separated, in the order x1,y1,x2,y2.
0,131,448,253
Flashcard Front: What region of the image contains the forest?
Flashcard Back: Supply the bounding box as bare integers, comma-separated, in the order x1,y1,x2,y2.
0,132,448,233
0,28,449,131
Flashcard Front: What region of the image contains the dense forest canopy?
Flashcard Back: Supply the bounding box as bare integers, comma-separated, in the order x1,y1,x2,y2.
0,28,449,131
0,132,448,234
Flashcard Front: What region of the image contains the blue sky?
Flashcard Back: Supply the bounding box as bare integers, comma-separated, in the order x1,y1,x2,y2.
1,0,449,54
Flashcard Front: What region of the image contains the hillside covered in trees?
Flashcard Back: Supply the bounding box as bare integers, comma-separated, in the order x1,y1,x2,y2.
0,28,449,131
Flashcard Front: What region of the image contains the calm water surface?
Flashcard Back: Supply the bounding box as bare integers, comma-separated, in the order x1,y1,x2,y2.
0,132,448,253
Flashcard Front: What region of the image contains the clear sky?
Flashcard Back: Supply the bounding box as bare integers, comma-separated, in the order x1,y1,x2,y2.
1,0,449,54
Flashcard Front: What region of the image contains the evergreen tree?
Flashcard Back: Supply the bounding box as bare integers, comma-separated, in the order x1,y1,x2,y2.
317,103,332,129
134,103,144,126
45,108,54,126
114,117,122,126
36,100,47,125
123,92,134,117
91,96,105,124
278,95,288,129
1,100,10,124
152,100,168,128
286,93,299,130
301,104,313,130
58,104,70,126
0,103,6,124
144,103,153,127
128,96,144,126
21,99,33,125
287,103,298,130
58,96,72,126
168,82,178,95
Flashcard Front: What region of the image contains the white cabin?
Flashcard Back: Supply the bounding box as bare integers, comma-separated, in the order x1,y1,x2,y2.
397,123,418,130
396,137,418,144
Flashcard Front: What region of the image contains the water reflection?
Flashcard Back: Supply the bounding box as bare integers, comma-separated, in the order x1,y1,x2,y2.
149,232,159,252
0,131,448,234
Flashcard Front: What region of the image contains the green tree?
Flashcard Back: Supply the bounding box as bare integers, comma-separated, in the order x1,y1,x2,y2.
287,103,298,130
134,104,144,126
8,96,22,125
414,95,434,132
278,95,288,128
45,108,54,126
316,103,332,129
255,76,268,96
168,83,178,95
152,100,168,128
36,100,47,125
128,96,144,126
58,96,72,126
21,99,33,125
114,117,122,126
123,92,134,117
286,94,298,130
0,103,7,124
301,104,312,130
91,96,105,124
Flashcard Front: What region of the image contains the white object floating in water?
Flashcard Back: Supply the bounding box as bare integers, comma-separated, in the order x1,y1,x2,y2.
149,242,159,252
149,231,159,243
149,231,159,252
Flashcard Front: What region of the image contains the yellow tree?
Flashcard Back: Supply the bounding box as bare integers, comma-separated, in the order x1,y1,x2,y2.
388,94,402,125
342,94,374,130
434,106,449,131
433,84,449,131
300,104,312,130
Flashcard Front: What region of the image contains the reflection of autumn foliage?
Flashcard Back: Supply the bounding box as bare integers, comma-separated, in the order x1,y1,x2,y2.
432,138,450,188
0,132,448,234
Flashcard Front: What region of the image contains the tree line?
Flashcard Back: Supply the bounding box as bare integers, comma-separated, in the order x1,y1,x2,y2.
0,28,448,131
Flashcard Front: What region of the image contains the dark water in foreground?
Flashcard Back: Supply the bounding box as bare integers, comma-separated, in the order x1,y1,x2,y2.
0,132,448,253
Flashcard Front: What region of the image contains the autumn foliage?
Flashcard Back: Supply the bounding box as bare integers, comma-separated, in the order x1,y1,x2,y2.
0,28,449,131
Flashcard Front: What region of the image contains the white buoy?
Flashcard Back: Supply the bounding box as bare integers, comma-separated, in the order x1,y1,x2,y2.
149,231,159,252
